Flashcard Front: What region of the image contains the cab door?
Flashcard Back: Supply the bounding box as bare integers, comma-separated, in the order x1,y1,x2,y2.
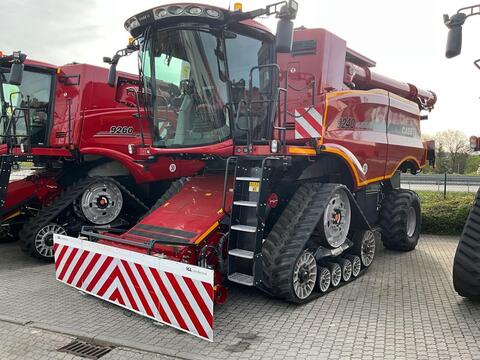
386,94,423,177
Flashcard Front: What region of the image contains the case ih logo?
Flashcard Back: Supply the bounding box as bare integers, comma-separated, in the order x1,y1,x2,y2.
294,106,323,139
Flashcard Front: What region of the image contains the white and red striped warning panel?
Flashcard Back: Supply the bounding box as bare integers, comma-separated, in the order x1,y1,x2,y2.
53,234,215,341
294,106,324,139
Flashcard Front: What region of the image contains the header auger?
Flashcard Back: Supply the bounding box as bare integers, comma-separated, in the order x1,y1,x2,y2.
53,1,436,340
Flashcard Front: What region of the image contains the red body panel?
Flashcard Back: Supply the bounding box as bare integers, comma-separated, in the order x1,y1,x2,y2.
99,174,232,259
3,174,60,215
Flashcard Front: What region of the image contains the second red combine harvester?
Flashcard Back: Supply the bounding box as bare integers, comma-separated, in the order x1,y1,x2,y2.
0,52,206,260
53,1,437,340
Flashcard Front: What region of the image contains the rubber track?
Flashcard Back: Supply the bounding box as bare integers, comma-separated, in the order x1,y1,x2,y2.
379,189,420,252
19,177,148,260
19,177,99,259
453,188,480,299
139,177,188,221
261,183,343,303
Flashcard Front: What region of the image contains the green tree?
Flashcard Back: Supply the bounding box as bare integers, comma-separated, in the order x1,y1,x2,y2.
465,154,480,175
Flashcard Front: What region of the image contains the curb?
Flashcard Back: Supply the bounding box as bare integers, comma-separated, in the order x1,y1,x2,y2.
0,318,204,360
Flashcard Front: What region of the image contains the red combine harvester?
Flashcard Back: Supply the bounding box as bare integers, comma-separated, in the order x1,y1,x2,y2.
0,52,206,260
53,1,436,340
444,5,480,300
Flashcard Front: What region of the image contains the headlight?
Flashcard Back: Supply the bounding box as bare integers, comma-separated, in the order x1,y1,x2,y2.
154,8,167,19
168,5,183,15
205,8,220,18
187,6,202,15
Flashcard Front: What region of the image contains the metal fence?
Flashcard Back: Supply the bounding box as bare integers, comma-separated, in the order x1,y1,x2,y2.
401,173,480,197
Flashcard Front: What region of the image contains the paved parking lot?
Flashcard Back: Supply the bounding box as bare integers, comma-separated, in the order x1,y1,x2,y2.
0,235,480,360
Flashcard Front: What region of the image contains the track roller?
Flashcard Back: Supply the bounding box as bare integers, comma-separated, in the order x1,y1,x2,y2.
337,258,352,282
326,262,342,287
316,267,331,293
345,255,361,277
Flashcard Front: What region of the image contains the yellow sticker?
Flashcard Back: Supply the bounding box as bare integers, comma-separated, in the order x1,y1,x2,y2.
248,181,260,193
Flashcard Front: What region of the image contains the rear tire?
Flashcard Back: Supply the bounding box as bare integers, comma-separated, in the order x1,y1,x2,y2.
379,189,421,251
453,188,480,299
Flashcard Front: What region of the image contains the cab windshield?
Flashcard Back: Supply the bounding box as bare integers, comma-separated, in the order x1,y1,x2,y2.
142,27,230,147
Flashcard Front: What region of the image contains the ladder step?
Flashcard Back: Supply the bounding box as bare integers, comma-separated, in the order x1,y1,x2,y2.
228,272,254,286
233,200,257,208
236,177,261,182
231,224,257,233
228,248,254,259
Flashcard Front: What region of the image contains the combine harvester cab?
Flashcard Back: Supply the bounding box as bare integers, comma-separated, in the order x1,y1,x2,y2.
55,1,437,340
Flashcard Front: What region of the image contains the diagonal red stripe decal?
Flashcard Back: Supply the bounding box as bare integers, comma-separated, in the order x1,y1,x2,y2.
77,252,100,288
109,288,125,306
202,282,214,298
53,243,59,253
121,260,153,317
86,256,114,293
112,267,140,312
166,273,208,339
54,245,69,272
150,267,188,331
135,264,169,323
302,110,322,135
295,120,311,139
183,276,213,328
58,248,79,281
66,250,89,285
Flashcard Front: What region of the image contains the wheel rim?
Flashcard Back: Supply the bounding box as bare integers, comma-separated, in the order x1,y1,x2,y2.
330,263,342,286
322,189,351,248
318,268,331,293
293,251,317,300
342,260,352,281
361,230,376,267
78,180,123,225
406,206,417,238
351,256,361,277
35,224,66,259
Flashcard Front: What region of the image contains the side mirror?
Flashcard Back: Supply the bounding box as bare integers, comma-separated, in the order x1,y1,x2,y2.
8,62,24,86
275,18,294,53
446,25,463,58
107,63,117,87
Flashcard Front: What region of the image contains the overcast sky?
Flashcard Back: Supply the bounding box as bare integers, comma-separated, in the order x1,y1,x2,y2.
1,0,479,135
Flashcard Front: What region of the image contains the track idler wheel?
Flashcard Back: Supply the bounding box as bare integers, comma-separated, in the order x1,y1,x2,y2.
292,250,318,300
33,223,67,261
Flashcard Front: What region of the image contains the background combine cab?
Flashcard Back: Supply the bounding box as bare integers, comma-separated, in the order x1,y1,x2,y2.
0,54,207,260
53,0,437,340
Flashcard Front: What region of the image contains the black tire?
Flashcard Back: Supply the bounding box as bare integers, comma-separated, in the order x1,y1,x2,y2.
379,189,421,251
139,177,188,221
261,183,341,303
453,188,480,299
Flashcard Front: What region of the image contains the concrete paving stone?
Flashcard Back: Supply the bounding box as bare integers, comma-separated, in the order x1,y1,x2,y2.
0,235,480,359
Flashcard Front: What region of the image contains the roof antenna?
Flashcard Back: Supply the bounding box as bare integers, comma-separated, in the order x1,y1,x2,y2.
228,0,232,11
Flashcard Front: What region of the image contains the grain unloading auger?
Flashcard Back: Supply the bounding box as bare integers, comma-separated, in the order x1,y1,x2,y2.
54,1,436,340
